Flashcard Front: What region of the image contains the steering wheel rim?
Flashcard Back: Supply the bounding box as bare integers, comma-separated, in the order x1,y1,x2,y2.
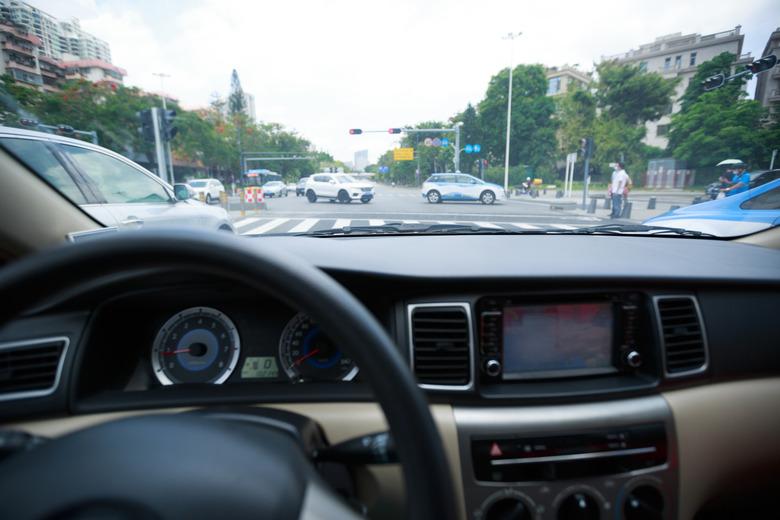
0,230,457,520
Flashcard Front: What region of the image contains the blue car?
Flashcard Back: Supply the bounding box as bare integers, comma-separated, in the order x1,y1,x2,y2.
644,178,780,237
421,173,507,204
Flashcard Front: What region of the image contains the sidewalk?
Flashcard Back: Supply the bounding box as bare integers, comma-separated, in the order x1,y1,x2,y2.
509,193,690,222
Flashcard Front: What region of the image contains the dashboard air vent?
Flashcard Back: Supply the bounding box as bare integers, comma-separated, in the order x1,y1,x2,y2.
409,304,472,389
654,296,707,376
0,337,68,399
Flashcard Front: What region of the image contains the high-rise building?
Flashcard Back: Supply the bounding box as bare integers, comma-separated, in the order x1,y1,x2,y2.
0,0,124,90
754,27,780,124
603,26,752,148
243,92,256,122
545,66,590,96
354,149,369,171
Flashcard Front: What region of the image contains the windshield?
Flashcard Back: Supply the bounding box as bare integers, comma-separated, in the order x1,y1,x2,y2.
0,1,776,238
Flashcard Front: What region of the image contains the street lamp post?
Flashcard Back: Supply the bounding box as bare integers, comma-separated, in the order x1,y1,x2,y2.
502,32,521,194
152,72,174,184
453,122,463,172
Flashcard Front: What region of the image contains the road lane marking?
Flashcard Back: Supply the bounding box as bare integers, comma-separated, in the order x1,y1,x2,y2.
472,221,502,229
506,222,539,230
548,224,577,230
368,220,385,226
289,219,318,233
333,219,351,229
243,218,290,234
234,217,261,229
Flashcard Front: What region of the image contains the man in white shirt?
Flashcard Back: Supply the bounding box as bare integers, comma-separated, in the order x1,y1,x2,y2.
609,162,630,219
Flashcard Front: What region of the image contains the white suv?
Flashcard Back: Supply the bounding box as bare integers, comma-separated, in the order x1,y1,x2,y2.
187,178,225,204
305,173,374,203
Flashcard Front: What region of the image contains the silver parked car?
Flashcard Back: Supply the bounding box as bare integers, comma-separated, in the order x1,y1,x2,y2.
0,127,234,232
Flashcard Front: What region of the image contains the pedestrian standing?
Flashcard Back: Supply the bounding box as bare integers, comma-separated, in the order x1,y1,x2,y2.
609,162,630,219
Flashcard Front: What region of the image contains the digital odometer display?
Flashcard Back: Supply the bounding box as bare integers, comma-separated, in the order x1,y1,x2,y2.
241,356,279,379
502,302,614,379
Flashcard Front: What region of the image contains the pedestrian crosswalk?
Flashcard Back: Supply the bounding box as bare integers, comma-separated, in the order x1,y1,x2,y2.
233,217,589,235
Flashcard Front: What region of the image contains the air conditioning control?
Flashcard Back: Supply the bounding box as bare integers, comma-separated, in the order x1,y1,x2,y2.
623,485,664,520
484,359,502,377
483,497,532,520
557,492,600,520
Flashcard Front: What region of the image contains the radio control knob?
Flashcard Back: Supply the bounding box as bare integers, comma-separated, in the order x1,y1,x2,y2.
485,359,502,377
483,497,532,520
626,350,642,368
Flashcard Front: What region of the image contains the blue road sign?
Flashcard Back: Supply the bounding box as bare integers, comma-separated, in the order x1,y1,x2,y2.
464,144,474,154
441,137,449,147
473,144,481,153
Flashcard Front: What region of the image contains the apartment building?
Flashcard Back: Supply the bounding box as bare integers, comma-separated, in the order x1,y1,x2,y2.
753,27,780,123
0,0,124,91
545,66,591,96
603,26,752,148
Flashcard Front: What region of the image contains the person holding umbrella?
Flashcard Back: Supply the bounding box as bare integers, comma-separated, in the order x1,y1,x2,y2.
716,159,751,197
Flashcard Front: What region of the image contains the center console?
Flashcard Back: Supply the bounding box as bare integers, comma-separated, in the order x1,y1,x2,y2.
455,397,677,520
452,293,675,518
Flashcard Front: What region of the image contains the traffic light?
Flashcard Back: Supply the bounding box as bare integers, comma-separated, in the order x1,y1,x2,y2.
388,128,402,134
701,73,725,91
580,137,594,159
349,128,362,135
138,109,155,142
746,55,777,74
160,109,177,141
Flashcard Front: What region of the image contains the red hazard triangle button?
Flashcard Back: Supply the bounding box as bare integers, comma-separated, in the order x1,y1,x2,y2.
489,442,502,457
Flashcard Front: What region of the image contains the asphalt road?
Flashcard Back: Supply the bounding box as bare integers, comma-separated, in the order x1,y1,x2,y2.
228,185,619,235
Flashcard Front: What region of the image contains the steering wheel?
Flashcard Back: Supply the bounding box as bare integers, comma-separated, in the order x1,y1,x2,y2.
0,231,457,520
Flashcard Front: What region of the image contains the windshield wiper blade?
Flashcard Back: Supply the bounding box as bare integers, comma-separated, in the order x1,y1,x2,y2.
563,224,717,238
302,222,505,237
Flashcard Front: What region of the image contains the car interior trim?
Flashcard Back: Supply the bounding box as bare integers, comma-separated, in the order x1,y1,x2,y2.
0,336,70,402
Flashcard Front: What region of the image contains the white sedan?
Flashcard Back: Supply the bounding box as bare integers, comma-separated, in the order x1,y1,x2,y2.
262,181,288,197
187,178,225,204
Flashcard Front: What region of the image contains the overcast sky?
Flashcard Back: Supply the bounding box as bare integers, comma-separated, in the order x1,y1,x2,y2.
34,0,778,164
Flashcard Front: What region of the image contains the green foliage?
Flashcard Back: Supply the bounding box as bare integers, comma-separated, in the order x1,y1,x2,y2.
595,61,679,125
477,65,558,171
679,52,744,111
555,87,596,154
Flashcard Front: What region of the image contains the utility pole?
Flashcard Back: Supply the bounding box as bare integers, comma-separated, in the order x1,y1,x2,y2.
153,72,174,184
454,122,463,172
502,32,521,193
770,149,778,170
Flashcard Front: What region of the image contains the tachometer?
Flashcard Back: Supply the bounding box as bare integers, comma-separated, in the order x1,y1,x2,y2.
278,313,358,382
151,307,240,385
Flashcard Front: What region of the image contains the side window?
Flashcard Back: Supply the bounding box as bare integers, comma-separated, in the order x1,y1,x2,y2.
312,175,327,182
740,186,780,210
0,137,87,204
441,175,457,183
62,145,170,204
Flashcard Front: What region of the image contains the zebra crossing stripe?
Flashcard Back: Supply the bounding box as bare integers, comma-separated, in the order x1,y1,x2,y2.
243,218,289,234
473,221,502,229
332,219,351,229
289,219,318,233
368,220,384,226
505,222,540,230
234,217,261,229
549,224,577,230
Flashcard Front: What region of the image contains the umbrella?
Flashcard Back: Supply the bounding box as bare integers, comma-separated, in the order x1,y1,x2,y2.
716,159,744,166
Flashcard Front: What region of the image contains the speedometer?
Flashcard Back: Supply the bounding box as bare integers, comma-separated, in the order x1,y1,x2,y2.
278,313,358,382
151,307,240,385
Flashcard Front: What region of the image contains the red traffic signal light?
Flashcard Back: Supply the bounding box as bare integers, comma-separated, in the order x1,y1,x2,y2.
746,55,777,74
388,128,402,134
349,129,362,135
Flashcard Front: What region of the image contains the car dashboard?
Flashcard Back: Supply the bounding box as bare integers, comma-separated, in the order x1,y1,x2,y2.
1,234,779,520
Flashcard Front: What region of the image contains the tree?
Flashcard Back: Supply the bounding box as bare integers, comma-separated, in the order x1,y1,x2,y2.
679,52,744,111
477,64,558,176
228,69,246,116
595,61,679,125
452,104,481,173
555,87,596,154
668,52,774,169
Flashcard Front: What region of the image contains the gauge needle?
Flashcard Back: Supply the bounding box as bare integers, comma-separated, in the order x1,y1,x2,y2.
294,348,320,366
163,348,191,356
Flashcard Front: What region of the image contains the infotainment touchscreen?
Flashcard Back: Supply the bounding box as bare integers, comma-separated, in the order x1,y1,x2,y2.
502,302,615,379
